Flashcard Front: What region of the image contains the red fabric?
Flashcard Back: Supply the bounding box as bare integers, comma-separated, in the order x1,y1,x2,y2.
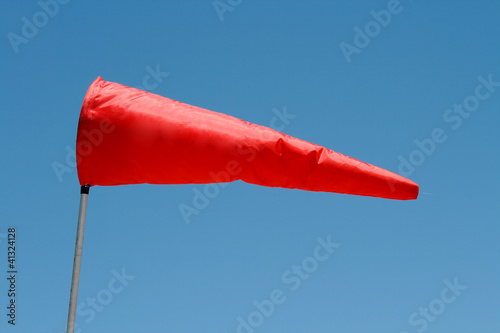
76,77,418,200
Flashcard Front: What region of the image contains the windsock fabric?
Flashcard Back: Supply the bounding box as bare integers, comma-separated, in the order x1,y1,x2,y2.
76,77,419,200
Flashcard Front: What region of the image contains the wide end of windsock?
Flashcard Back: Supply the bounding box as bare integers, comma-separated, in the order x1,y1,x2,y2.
76,76,419,200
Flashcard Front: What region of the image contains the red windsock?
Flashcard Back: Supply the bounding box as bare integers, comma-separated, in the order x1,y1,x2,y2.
76,77,418,200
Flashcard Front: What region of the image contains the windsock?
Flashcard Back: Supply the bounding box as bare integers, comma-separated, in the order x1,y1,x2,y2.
76,77,418,200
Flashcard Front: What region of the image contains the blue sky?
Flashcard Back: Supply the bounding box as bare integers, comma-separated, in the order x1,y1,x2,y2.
1,1,499,332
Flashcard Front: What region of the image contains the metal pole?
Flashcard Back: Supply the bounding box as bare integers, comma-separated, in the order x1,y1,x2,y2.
66,185,90,333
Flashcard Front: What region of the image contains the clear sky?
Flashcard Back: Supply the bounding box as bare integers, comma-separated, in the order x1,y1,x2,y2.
1,1,499,332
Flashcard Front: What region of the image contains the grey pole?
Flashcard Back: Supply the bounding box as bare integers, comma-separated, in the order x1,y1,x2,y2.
66,185,90,333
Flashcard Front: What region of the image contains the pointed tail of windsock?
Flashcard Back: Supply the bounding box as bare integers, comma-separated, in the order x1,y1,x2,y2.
76,77,418,200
